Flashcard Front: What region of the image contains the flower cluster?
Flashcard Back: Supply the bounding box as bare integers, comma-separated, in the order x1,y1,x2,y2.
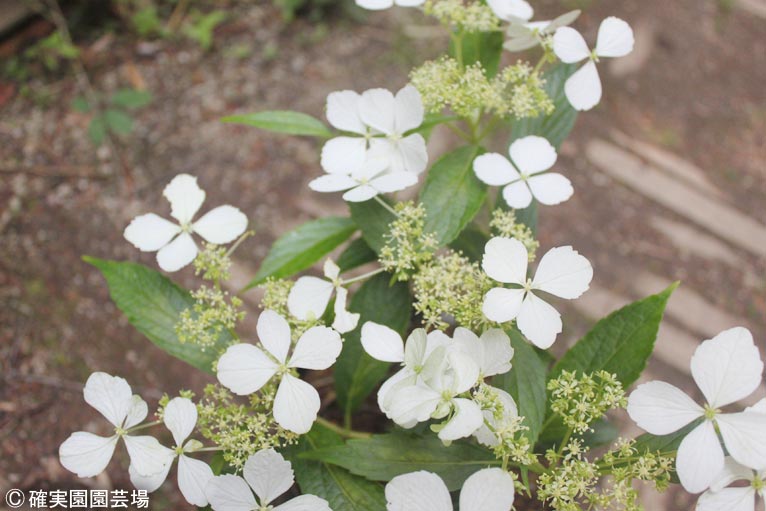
175,285,244,350
489,209,538,260
379,201,439,282
423,0,501,32
548,370,627,434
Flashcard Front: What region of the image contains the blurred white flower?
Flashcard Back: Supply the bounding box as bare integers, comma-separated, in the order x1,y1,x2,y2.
287,259,360,333
355,0,425,11
487,0,533,22
503,10,581,52
124,174,248,272
697,457,765,511
627,327,766,493
216,310,342,434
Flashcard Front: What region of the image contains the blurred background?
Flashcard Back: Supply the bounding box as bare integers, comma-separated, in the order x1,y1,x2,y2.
0,0,764,509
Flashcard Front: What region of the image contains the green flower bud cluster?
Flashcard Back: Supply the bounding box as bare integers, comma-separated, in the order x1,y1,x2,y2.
424,0,501,32
412,250,494,330
492,416,537,467
157,389,196,420
176,286,244,351
548,370,628,434
196,383,298,471
495,63,555,119
380,202,438,282
539,440,600,511
259,278,293,318
489,209,539,260
194,243,233,283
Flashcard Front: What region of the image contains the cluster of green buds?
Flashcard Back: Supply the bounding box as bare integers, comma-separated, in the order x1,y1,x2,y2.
423,0,500,32
193,243,233,282
379,201,438,282
489,209,539,260
548,370,628,434
175,285,244,350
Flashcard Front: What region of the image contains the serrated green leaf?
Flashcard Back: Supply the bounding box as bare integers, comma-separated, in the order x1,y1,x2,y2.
420,145,486,246
110,88,153,109
300,431,498,491
84,257,231,373
104,109,134,136
222,110,333,137
348,199,396,254
246,217,356,290
337,238,377,273
334,273,411,414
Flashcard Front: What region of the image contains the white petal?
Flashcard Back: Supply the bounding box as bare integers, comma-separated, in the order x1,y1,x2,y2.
389,384,442,426
378,368,417,416
710,457,755,492
360,88,396,135
487,0,533,21
552,26,591,63
361,321,405,363
482,287,526,323
438,398,484,441
626,381,703,435
355,0,394,10
124,395,149,429
482,237,528,285
332,286,360,334
676,421,724,493
289,326,343,370
323,259,340,280
370,171,418,193
273,374,321,434
326,90,365,134
717,412,766,471
59,432,118,478
309,174,358,193
274,495,332,511
404,329,428,368
130,460,173,492
527,173,574,206
124,435,175,478
163,397,197,447
124,214,181,252
395,0,427,5
343,184,379,202
156,232,198,272
243,448,294,506
216,344,278,395
447,351,481,394
565,60,602,111
193,206,248,244
392,134,428,175
257,309,294,364
691,327,763,408
746,398,766,414
163,174,206,224
460,468,516,511
475,388,518,447
595,17,634,58
287,276,335,323
394,85,424,134
206,475,257,511
473,153,519,186
502,181,533,209
178,455,214,507
532,245,593,299
509,135,557,175
320,137,367,174
385,471,452,511
516,293,562,349
697,487,755,511
477,329,514,377
83,372,133,427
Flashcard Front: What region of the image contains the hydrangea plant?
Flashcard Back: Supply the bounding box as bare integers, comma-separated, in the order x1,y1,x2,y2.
61,1,766,510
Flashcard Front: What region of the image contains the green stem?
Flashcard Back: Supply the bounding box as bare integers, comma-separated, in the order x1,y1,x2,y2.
315,417,371,440
451,30,464,68
373,195,399,216
341,267,385,286
555,426,574,462
226,230,255,258
445,122,473,142
127,420,162,433
195,446,223,452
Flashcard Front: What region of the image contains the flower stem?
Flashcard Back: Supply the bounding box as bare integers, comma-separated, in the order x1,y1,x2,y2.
315,417,372,440
127,420,162,433
226,230,255,258
374,195,399,216
195,446,224,452
341,267,385,286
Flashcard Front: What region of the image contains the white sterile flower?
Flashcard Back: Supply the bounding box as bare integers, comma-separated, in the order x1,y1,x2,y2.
697,457,765,511
385,468,515,511
627,327,766,493
481,237,592,349
450,327,514,378
361,323,450,421
206,448,331,511
473,136,573,209
355,0,425,11
487,0,533,22
552,17,634,111
503,11,581,52
124,174,248,272
129,397,214,507
474,388,519,447
287,259,360,334
59,372,171,479
216,310,342,434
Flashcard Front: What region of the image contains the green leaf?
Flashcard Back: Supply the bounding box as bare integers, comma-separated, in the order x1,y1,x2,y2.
301,432,497,491
549,283,679,387
448,225,489,262
408,113,459,140
286,424,386,511
104,109,134,136
493,330,548,446
512,63,578,149
72,96,91,113
348,199,396,254
88,116,107,145
84,257,231,374
538,417,619,449
222,110,333,137
110,88,153,109
334,273,412,414
450,31,505,77
337,238,377,273
246,217,356,289
632,421,699,455
420,145,486,246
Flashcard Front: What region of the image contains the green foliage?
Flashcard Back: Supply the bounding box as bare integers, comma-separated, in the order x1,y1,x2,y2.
452,31,504,77
246,217,357,289
448,225,489,262
300,431,497,490
24,31,79,72
348,199,397,254
110,88,154,109
131,5,164,37
336,238,377,273
222,111,333,138
84,257,232,374
182,10,227,50
82,88,153,145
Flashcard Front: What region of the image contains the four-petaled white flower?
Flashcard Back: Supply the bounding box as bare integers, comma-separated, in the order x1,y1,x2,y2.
502,10,581,52
124,174,248,272
129,397,214,507
385,468,515,511
205,448,331,511
552,17,634,111
355,0,425,11
697,457,766,511
59,372,171,479
481,237,592,349
287,259,360,333
487,0,533,22
627,327,766,493
216,310,342,434
473,136,573,209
